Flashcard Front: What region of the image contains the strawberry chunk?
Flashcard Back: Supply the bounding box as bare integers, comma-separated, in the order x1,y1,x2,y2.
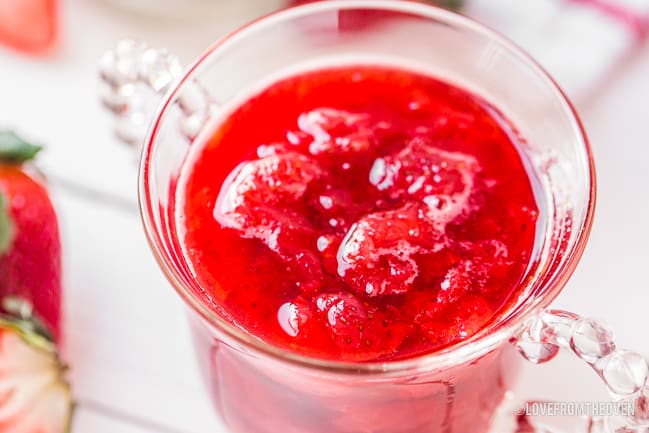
456,295,494,335
215,149,324,219
436,260,478,305
369,136,480,222
315,292,367,348
314,292,409,359
296,108,393,156
214,150,325,280
336,203,445,297
307,184,365,231
416,295,494,346
438,240,511,298
364,305,412,357
436,239,510,303
310,187,356,217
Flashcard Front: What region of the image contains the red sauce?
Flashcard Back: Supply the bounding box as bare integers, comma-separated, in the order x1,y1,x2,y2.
175,66,539,362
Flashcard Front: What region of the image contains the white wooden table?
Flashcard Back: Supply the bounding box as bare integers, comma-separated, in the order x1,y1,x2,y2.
1,1,648,431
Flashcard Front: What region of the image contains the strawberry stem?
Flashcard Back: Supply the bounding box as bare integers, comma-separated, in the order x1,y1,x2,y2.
449,0,464,10
0,131,42,163
0,192,14,255
433,0,463,10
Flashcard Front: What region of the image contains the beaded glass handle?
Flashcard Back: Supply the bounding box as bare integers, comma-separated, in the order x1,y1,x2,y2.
512,309,649,433
99,40,212,149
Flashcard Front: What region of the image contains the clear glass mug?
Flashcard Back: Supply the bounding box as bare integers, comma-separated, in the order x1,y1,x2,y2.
99,2,649,432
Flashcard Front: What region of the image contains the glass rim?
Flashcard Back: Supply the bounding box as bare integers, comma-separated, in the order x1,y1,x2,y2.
139,0,597,375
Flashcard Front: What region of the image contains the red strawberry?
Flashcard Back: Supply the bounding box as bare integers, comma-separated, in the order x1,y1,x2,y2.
0,0,58,55
369,136,481,223
336,203,444,297
214,149,326,284
314,292,410,360
0,307,72,433
0,131,62,342
295,108,393,156
214,149,324,240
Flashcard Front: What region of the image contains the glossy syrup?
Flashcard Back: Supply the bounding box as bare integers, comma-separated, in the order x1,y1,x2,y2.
174,65,540,362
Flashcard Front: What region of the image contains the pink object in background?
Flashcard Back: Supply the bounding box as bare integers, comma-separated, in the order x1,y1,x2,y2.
465,0,649,102
0,0,58,55
569,0,649,38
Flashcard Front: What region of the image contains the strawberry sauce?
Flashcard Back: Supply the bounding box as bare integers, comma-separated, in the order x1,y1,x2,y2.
175,66,539,362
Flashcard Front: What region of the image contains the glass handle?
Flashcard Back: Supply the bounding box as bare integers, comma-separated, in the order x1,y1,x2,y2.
511,309,649,432
98,39,211,150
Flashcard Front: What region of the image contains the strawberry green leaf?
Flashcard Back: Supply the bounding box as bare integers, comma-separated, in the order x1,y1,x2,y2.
0,315,54,352
0,192,14,255
2,296,54,343
438,0,463,10
0,130,42,163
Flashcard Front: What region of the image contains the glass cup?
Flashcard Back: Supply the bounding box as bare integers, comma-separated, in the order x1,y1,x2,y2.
99,2,649,432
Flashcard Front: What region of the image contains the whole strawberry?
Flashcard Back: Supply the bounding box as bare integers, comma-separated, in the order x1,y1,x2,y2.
0,131,61,341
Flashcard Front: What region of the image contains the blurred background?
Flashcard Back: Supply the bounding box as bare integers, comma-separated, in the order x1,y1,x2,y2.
1,0,648,432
